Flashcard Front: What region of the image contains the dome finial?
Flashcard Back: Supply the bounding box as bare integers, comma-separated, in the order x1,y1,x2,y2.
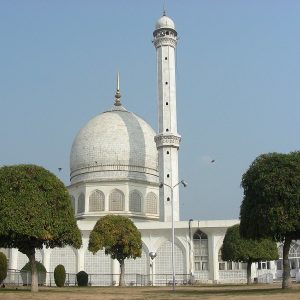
163,2,166,16
114,72,121,106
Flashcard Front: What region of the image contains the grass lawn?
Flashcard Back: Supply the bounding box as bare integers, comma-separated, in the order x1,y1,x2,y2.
0,283,300,300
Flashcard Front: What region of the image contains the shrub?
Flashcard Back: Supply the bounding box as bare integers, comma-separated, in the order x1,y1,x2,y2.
0,252,7,284
76,270,88,286
21,261,46,273
21,261,46,286
54,264,66,287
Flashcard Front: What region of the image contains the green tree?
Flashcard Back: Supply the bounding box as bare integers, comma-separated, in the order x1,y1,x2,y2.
0,251,7,284
221,224,278,284
240,152,300,289
0,164,82,292
88,215,142,286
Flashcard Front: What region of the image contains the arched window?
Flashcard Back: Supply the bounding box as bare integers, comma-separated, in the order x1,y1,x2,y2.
290,243,300,258
70,195,75,212
89,190,105,212
193,230,208,271
77,193,85,214
277,242,300,270
218,249,226,270
289,243,300,270
109,189,124,211
129,190,142,212
145,192,158,214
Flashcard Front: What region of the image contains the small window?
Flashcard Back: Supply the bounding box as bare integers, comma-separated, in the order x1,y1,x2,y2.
129,190,142,212
165,57,168,60
166,151,169,154
166,31,169,35
276,260,282,270
109,189,124,211
77,193,85,214
167,174,170,178
167,197,170,201
166,129,169,132
89,190,105,212
145,192,158,214
166,102,168,105
165,82,168,85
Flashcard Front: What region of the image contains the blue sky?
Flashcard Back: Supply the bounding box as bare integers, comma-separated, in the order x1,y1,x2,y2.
1,1,299,221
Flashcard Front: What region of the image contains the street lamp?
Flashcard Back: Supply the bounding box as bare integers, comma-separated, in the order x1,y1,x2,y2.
159,180,188,291
149,251,157,286
188,219,193,278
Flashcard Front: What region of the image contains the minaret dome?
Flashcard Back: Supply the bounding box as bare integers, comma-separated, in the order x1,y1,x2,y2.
155,15,175,30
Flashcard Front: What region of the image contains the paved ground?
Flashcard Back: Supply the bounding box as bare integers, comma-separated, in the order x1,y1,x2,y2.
0,283,300,300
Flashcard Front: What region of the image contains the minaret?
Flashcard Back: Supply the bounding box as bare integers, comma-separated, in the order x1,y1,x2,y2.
153,14,181,222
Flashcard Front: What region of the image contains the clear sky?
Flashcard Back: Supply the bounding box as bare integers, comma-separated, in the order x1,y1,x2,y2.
1,1,299,221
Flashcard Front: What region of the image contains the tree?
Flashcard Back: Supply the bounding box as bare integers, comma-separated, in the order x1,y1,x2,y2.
0,251,7,285
0,164,82,292
221,224,278,284
88,215,142,286
240,152,300,289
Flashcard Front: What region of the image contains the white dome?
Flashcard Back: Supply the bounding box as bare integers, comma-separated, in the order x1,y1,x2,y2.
70,107,158,184
155,15,175,30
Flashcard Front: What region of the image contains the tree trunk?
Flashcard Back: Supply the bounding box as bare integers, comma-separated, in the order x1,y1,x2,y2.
27,251,38,292
119,260,125,287
246,261,252,285
282,237,292,289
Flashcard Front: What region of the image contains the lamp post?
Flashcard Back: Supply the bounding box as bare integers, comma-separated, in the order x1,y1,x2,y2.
149,251,157,286
159,180,188,291
188,218,193,278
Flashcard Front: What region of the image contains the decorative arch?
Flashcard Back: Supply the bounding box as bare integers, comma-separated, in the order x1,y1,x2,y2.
156,240,185,275
89,190,105,212
125,244,149,280
277,242,300,271
77,193,85,214
109,189,124,211
193,229,209,271
129,190,142,212
84,249,111,276
289,243,300,258
145,192,158,214
49,247,77,274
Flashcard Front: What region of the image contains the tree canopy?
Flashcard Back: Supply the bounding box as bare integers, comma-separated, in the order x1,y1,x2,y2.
221,224,278,284
240,151,300,288
88,215,142,286
0,164,82,291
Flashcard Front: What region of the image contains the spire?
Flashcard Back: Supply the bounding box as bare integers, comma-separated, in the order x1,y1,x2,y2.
114,72,121,106
163,2,166,16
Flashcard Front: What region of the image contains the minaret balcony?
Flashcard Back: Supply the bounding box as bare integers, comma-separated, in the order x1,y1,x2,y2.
154,133,181,149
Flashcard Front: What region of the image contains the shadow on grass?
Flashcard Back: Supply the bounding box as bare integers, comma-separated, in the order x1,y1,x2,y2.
143,286,300,297
0,285,299,298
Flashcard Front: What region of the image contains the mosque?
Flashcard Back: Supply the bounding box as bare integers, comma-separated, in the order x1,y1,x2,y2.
2,13,299,285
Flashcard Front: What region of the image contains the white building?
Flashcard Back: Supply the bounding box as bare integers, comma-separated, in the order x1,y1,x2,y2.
2,13,299,286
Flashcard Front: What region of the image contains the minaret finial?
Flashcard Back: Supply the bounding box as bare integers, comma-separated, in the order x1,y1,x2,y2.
114,72,121,106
